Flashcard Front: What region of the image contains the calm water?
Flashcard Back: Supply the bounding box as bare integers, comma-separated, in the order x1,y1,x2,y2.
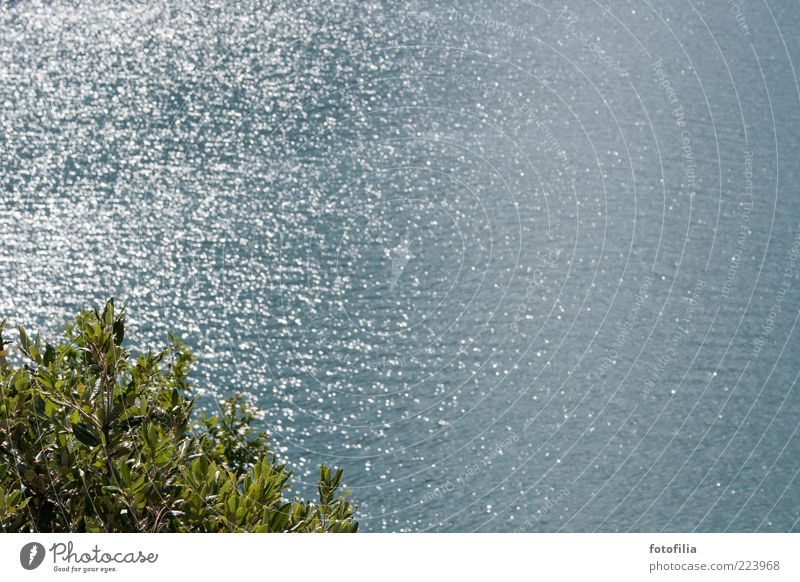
2,0,800,531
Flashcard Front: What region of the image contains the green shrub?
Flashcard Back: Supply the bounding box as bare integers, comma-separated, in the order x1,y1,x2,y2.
0,300,357,532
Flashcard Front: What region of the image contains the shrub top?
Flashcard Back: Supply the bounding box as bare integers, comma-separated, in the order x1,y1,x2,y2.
0,300,357,533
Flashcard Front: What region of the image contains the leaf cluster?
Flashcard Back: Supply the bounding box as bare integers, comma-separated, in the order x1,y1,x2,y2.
0,301,357,533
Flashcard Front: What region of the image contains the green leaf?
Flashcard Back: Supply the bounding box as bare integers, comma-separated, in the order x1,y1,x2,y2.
18,326,29,350
72,422,102,447
113,318,125,346
103,299,115,325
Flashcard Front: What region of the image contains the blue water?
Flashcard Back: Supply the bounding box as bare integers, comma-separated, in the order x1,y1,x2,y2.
2,0,799,531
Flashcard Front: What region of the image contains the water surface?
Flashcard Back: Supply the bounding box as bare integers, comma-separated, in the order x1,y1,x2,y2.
2,0,799,531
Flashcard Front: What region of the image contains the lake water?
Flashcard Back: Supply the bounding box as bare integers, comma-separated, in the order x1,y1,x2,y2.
2,0,799,531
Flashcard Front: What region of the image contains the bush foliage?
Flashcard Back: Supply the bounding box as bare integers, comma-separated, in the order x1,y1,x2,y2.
0,300,357,532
